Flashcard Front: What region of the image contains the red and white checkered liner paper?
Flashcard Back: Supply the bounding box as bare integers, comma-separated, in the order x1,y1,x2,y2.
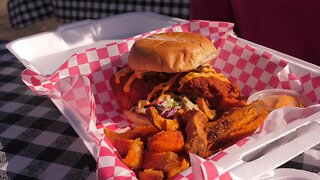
21,20,320,179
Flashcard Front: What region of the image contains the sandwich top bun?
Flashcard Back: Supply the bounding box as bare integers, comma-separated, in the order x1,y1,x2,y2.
128,32,217,73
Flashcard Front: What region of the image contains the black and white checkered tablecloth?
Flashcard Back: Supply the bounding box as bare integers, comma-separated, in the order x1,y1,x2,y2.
7,0,190,29
0,41,96,179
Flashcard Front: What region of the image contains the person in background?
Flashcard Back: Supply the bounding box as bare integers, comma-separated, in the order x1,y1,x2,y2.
190,0,320,66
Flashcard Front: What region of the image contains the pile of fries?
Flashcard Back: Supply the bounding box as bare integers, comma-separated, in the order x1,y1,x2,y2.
104,109,191,179
104,95,273,180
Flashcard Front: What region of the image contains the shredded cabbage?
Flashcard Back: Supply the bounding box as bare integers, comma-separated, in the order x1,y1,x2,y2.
155,96,182,118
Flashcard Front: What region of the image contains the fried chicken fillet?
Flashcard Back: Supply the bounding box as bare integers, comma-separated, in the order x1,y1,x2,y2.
179,76,246,112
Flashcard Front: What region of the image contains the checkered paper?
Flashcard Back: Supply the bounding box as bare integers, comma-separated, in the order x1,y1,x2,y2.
20,21,320,179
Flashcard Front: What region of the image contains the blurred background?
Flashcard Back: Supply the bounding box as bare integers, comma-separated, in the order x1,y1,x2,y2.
0,0,189,41
0,0,319,65
0,0,61,40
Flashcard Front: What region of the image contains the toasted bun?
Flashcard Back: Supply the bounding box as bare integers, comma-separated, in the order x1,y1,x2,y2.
123,110,151,125
128,32,217,73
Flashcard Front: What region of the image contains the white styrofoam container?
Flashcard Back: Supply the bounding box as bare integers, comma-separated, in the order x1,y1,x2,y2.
6,12,320,179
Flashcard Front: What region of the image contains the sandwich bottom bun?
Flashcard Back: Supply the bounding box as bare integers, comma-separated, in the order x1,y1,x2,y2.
123,110,151,126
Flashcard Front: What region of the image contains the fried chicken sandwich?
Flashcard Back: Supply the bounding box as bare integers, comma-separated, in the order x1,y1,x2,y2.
110,32,246,125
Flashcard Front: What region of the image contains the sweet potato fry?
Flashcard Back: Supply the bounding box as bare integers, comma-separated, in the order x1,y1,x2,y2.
104,125,159,141
206,100,269,154
139,169,164,180
112,138,132,157
183,110,210,158
147,131,184,153
173,108,186,120
142,151,178,172
197,97,216,119
167,157,190,178
165,119,180,131
147,106,180,131
122,138,144,170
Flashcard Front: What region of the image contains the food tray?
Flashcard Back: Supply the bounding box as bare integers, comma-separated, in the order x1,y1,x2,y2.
7,12,320,179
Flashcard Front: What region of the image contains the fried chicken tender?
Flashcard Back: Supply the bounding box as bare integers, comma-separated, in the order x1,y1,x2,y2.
206,100,269,154
179,77,246,112
142,151,178,172
182,110,210,158
147,131,184,153
139,169,164,180
147,106,180,131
